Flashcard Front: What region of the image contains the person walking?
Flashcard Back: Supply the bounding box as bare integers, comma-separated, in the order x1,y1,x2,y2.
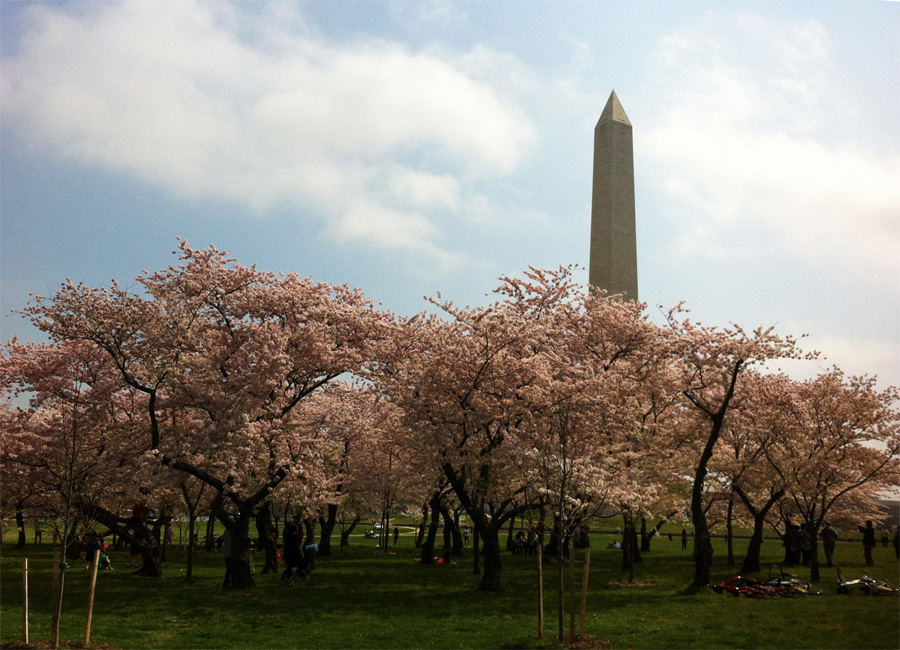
857,520,876,567
393,527,400,546
681,528,688,551
820,521,839,568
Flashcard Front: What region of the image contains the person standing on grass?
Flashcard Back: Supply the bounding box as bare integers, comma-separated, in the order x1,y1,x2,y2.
393,527,400,545
681,528,688,551
34,520,42,544
857,520,876,567
281,520,303,586
126,539,141,568
84,531,101,571
820,521,839,567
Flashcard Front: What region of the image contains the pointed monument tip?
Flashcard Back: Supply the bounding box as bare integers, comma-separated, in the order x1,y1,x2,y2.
597,90,631,127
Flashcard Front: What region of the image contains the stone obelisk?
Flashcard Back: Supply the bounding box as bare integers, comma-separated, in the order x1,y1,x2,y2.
589,90,638,300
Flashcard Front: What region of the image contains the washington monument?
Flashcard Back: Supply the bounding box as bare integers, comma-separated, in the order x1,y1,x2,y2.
589,90,638,300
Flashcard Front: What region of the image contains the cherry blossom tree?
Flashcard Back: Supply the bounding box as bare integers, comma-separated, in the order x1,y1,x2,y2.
667,311,810,591
0,339,179,575
374,278,555,591
723,372,804,574
18,242,388,589
287,381,419,556
764,368,900,581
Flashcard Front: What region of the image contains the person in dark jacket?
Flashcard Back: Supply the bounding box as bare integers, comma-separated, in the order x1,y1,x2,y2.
857,520,876,567
280,521,304,586
820,521,839,567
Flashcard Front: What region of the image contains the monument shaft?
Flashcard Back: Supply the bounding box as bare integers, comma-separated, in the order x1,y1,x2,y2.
589,90,638,300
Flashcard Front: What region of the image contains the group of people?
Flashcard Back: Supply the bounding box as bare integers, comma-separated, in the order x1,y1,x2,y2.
279,517,317,587
82,531,113,571
783,523,814,566
218,518,319,589
510,529,540,555
802,519,899,568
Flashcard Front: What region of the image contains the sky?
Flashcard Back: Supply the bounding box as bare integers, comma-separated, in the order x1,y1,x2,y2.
1,1,898,391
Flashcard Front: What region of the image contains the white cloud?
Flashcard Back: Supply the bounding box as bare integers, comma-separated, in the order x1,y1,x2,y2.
335,200,436,250
773,331,900,390
387,169,460,210
1,0,536,258
644,17,900,287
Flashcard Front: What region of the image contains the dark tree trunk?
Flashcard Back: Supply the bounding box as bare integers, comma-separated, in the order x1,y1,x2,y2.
255,503,279,573
805,507,823,582
340,515,361,549
544,515,569,559
420,492,442,564
740,520,766,575
317,503,338,557
478,525,503,592
302,517,316,547
735,484,784,575
179,478,204,581
450,521,464,555
206,469,289,591
691,522,714,589
185,514,198,581
204,510,217,552
640,512,674,553
77,502,165,577
726,497,735,567
439,461,538,592
416,503,427,548
506,515,516,551
437,501,463,554
621,519,642,569
622,519,636,581
442,521,452,551
227,513,255,590
809,530,822,582
142,515,170,576
687,360,742,592
137,524,165,577
14,507,26,549
65,520,82,560
690,446,720,588
472,526,481,575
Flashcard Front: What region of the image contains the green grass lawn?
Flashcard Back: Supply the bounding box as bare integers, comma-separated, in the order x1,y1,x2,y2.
1,527,898,649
